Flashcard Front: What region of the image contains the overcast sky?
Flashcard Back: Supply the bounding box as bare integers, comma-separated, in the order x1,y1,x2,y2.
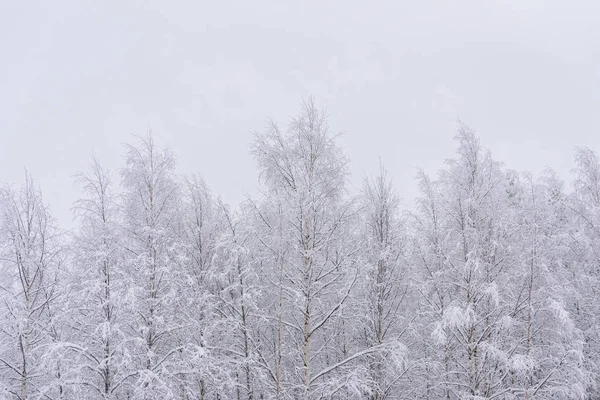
1,1,599,227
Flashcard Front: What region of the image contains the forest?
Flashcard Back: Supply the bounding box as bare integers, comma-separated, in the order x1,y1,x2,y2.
1,100,599,400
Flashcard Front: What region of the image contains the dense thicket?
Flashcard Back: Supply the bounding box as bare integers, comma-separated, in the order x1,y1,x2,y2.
1,100,598,399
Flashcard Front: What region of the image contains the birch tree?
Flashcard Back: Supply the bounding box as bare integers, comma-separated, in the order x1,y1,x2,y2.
570,147,600,398
120,134,184,399
359,165,410,400
0,174,63,400
250,99,364,399
209,201,261,399
413,125,517,399
506,171,587,399
175,174,226,399
66,157,131,399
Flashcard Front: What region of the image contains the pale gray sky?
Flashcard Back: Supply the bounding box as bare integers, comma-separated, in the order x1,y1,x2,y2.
1,1,599,226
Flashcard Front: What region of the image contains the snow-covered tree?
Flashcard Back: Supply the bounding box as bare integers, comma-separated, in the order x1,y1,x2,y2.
175,174,227,399
250,100,366,399
505,171,587,399
208,201,262,399
0,174,64,399
569,147,600,398
119,134,185,399
413,125,517,399
358,164,410,399
66,157,131,399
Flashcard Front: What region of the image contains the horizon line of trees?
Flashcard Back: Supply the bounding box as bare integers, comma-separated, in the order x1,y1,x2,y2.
1,99,600,399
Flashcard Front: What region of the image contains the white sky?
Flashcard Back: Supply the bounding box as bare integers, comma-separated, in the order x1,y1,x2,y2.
1,1,599,227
